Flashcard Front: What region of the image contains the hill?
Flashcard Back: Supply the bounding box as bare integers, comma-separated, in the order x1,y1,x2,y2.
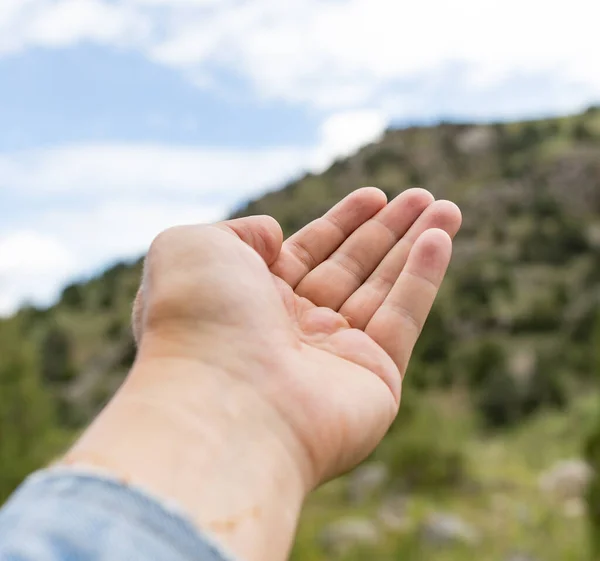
2,108,600,560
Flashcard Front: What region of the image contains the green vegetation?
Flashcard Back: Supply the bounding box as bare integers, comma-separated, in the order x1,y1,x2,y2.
584,314,600,557
2,108,600,558
0,319,68,503
293,394,597,561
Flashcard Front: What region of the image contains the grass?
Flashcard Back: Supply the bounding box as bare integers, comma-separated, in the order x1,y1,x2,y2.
290,395,596,561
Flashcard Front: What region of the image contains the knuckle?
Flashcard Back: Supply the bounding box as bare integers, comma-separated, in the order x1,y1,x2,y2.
149,225,185,256
388,301,423,335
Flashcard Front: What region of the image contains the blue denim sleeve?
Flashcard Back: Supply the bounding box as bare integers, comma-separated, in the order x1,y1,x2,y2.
0,468,236,561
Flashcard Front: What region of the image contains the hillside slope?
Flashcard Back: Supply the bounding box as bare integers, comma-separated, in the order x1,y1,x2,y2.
2,108,600,559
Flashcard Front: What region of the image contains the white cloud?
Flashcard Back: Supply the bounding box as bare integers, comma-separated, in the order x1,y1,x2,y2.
0,0,148,55
0,231,74,276
129,0,222,5
0,109,385,315
310,110,387,172
1,0,598,114
1,109,385,196
0,231,76,315
143,0,600,110
0,201,227,316
25,0,149,48
42,200,228,266
0,140,303,314
0,0,35,27
0,144,308,196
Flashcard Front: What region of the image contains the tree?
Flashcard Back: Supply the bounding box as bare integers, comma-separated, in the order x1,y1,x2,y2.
521,353,567,415
0,320,64,503
585,313,600,557
573,121,594,141
40,324,76,384
466,339,506,389
375,390,467,491
586,422,600,557
476,367,522,428
61,282,85,309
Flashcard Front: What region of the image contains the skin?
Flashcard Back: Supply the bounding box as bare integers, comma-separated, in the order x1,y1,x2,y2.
61,187,462,561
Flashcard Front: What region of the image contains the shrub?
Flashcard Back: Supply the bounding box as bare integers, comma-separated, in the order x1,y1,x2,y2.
61,282,85,309
0,320,63,502
476,367,522,428
40,325,76,384
385,430,466,490
517,123,543,149
96,262,131,310
364,148,404,175
511,297,562,333
375,390,469,491
412,307,451,365
573,121,594,141
464,338,507,389
585,409,600,556
105,318,126,340
521,354,568,415
118,337,137,369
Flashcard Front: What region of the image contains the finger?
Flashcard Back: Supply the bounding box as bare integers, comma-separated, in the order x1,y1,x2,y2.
339,200,461,329
213,215,283,266
271,187,387,287
365,229,452,376
295,188,435,310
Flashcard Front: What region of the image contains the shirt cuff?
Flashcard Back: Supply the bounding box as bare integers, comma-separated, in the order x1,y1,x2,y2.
0,467,237,561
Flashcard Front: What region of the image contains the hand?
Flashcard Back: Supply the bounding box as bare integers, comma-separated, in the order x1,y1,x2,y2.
68,187,460,561
132,187,461,484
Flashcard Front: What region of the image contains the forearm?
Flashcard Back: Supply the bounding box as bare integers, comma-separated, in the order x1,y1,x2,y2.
59,355,308,561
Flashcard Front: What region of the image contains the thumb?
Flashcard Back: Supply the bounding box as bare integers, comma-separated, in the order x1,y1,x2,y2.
213,215,284,266
131,215,284,345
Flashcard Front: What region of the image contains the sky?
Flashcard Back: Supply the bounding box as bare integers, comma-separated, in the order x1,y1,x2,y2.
1,0,599,316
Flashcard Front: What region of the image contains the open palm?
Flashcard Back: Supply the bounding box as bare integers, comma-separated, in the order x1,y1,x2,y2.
133,187,460,486
210,187,462,483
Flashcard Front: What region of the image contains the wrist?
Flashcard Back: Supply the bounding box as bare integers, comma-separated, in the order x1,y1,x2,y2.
62,355,308,561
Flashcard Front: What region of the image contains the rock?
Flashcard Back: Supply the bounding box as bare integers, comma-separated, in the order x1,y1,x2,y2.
347,462,388,503
586,223,600,249
563,497,586,518
491,492,510,513
515,503,532,525
539,459,593,501
508,348,537,382
320,518,381,555
505,553,538,561
420,512,480,546
377,495,410,532
456,127,496,155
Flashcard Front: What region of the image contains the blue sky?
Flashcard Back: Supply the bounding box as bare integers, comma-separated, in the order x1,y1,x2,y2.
0,0,599,315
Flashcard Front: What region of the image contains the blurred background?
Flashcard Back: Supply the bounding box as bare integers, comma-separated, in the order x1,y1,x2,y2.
1,1,600,559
